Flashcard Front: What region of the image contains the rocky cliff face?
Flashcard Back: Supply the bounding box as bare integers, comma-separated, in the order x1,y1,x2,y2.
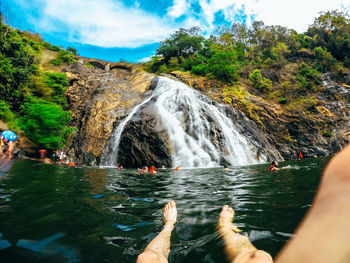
63,61,155,165
62,60,349,167
170,71,350,159
116,102,173,168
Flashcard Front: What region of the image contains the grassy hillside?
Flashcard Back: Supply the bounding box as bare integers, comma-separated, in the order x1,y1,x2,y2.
0,14,77,150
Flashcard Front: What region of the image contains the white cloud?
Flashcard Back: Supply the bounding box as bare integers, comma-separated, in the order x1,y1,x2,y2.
27,0,177,48
167,0,189,18
246,0,350,32
137,55,153,63
198,0,349,32
15,0,350,49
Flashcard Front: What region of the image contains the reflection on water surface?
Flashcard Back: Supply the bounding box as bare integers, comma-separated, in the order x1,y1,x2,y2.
0,158,327,262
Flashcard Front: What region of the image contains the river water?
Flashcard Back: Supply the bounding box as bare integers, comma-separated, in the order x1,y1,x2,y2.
0,157,328,262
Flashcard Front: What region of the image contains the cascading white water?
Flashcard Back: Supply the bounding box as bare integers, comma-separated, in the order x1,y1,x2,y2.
153,77,265,167
103,76,266,167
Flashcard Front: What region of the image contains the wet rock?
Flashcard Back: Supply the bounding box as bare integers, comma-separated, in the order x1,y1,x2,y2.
170,71,350,160
64,62,155,165
116,104,172,168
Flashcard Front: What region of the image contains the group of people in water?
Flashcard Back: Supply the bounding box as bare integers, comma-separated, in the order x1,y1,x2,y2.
117,165,182,173
137,145,350,263
137,165,158,173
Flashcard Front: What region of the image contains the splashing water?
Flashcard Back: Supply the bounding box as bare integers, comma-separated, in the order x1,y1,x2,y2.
103,77,265,167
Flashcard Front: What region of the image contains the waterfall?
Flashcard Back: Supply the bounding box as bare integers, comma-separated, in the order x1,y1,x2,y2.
101,95,154,166
103,77,266,167
153,77,265,167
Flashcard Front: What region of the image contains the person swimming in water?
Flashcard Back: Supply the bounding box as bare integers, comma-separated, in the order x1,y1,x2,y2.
138,144,350,263
149,165,157,174
298,150,303,160
138,166,148,173
268,161,279,171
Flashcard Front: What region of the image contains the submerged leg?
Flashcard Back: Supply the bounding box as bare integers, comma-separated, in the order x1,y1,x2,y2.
217,205,273,263
137,200,177,263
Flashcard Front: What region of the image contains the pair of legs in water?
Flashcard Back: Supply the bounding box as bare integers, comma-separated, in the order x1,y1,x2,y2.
138,144,350,263
137,201,272,263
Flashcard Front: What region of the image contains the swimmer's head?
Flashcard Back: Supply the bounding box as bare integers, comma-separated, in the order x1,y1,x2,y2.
272,161,278,166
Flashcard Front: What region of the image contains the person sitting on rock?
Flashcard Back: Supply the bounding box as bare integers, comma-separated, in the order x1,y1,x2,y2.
5,140,13,158
268,161,279,171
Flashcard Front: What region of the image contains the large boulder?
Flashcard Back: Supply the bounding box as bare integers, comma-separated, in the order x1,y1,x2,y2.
116,103,172,168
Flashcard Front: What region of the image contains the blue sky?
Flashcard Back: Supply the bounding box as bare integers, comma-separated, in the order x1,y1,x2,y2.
1,0,349,62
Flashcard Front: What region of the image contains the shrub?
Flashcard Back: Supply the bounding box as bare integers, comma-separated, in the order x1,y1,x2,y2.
19,98,75,150
42,42,60,51
249,69,272,92
44,72,69,106
297,62,321,91
323,130,333,137
30,72,69,107
314,46,337,72
50,59,62,66
278,97,288,104
158,64,169,74
57,50,76,64
191,64,208,75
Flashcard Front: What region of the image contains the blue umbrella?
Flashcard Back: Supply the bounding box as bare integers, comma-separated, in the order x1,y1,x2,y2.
1,130,17,141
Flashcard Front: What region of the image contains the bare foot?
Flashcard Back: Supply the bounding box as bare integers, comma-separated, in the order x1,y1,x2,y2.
219,205,234,224
218,205,241,232
163,200,177,225
217,205,272,263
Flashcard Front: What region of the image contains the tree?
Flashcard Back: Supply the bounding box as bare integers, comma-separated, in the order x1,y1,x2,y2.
314,46,336,72
67,47,78,55
0,23,37,110
306,10,350,61
207,51,239,82
156,27,204,62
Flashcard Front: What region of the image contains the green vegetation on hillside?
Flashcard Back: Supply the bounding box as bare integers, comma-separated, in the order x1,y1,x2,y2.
0,15,77,150
145,10,350,115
